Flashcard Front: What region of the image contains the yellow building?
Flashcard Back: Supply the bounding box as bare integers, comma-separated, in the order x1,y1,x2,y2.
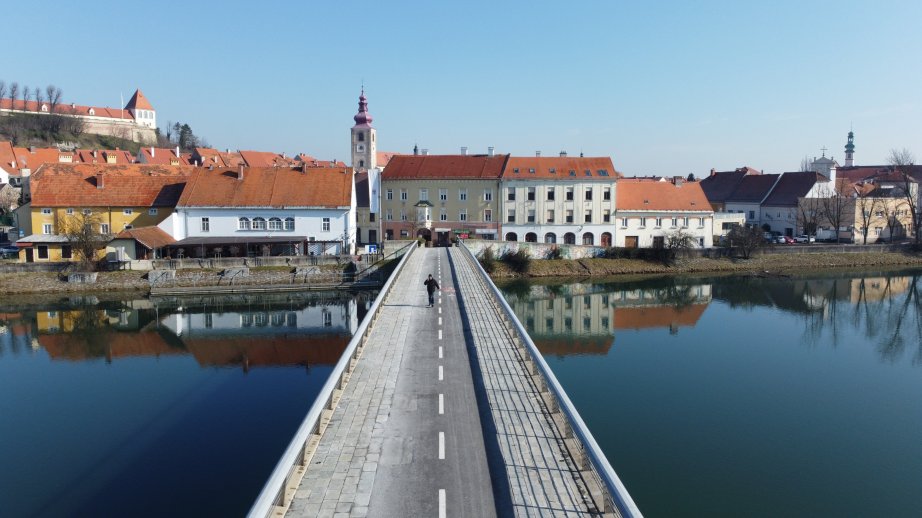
17,163,194,262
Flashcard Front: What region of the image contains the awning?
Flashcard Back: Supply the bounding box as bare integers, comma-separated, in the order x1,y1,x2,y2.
170,236,307,247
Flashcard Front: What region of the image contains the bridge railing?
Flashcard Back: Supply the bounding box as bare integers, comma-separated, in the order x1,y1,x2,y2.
459,243,643,518
247,243,417,518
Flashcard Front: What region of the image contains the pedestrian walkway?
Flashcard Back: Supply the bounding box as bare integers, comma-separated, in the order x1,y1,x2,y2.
283,247,608,517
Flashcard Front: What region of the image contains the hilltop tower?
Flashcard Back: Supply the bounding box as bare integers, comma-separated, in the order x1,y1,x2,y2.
844,130,855,167
125,89,156,130
351,88,376,172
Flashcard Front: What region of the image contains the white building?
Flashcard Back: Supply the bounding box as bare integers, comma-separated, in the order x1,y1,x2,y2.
614,178,714,248
500,154,618,246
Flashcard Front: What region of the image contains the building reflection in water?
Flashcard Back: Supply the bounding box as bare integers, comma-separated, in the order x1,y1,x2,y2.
0,292,376,372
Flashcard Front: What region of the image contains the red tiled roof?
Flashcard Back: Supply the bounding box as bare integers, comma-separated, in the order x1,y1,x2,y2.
376,151,403,168
114,226,176,249
0,98,135,120
177,167,353,208
762,171,828,206
125,89,153,111
30,163,194,207
837,165,922,184
239,150,298,168
616,180,711,212
74,149,136,165
502,156,620,180
13,146,63,170
0,141,17,172
138,147,192,165
383,154,508,180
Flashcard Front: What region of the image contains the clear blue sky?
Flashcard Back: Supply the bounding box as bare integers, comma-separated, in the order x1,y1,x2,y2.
5,0,921,176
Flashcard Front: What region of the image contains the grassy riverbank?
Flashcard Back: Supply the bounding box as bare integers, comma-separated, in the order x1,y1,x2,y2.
2,250,921,295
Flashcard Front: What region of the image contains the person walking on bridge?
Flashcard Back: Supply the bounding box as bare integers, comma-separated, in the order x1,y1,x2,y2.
424,274,440,307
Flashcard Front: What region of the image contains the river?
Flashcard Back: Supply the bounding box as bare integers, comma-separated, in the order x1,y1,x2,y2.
500,269,922,517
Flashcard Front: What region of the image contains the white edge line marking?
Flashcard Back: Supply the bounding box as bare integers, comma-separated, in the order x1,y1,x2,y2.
439,393,444,414
438,431,445,459
438,365,443,381
439,489,446,518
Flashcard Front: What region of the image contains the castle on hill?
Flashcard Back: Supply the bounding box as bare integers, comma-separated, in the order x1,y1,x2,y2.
0,88,158,145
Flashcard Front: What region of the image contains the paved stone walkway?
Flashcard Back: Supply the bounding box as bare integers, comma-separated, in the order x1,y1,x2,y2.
286,247,597,517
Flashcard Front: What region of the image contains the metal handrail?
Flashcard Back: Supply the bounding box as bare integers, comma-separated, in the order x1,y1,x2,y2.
247,243,417,518
459,243,643,518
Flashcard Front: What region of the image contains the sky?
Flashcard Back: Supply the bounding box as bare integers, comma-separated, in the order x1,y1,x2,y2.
4,0,921,176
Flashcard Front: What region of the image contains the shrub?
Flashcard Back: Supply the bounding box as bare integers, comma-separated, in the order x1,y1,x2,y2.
546,246,563,260
478,246,497,273
501,248,531,274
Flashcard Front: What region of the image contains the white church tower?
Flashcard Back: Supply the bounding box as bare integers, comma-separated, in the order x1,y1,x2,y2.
351,88,376,172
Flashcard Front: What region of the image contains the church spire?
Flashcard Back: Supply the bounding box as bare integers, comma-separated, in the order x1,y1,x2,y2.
353,88,373,128
844,130,855,167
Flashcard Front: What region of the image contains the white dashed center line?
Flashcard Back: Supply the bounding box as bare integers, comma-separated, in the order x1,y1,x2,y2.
438,431,445,459
439,489,446,518
438,346,443,359
438,393,444,414
438,329,442,340
438,365,443,381
438,317,442,326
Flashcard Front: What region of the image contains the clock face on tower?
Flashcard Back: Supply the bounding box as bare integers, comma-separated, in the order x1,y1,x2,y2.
356,144,365,152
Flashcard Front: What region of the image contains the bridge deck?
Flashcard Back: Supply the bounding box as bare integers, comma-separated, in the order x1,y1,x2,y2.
286,247,597,517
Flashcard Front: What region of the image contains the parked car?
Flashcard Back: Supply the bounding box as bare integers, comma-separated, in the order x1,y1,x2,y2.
775,235,794,244
782,236,796,244
794,234,815,243
0,245,19,258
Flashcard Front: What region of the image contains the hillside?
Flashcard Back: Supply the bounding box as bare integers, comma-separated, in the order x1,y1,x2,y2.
0,112,143,153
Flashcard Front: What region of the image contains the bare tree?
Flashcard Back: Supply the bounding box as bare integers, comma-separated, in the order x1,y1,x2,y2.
888,148,920,246
60,212,108,271
855,190,882,244
22,85,31,110
0,80,7,101
726,225,764,259
885,202,909,243
818,184,850,243
9,82,19,109
799,155,813,172
35,89,44,111
797,196,822,236
46,85,62,113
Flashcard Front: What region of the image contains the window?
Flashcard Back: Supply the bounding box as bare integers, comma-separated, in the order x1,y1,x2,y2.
41,208,52,215
507,209,515,223
459,189,467,201
546,210,555,223
507,187,515,201
37,245,49,259
238,217,251,230
547,188,555,201
459,209,467,221
566,210,574,223
100,223,110,234
83,209,92,215
640,217,647,227
621,218,629,227
484,209,492,222
149,208,158,216
683,217,689,228
585,187,593,201
527,187,536,201
484,189,493,201
386,189,393,200
42,224,53,234
584,210,592,223
698,217,704,228
284,217,295,231
201,217,210,232
400,189,408,201
386,209,393,221
603,187,611,201
400,210,407,221
655,217,662,228
439,188,448,201
420,189,428,201
357,132,365,142
253,217,267,230
123,208,133,215
440,208,447,221
369,213,376,222
566,187,574,201
603,210,611,223
61,246,72,259
322,217,331,232
527,209,535,223
268,217,283,230
66,208,74,215
748,210,755,219
671,217,678,228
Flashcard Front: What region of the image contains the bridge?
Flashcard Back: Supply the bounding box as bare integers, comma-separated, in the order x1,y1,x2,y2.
248,245,641,518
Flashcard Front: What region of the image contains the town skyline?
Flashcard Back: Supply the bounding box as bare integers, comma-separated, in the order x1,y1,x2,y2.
5,1,921,175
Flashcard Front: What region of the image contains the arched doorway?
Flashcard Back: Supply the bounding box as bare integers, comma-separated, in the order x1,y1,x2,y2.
601,232,612,247
505,232,518,242
582,232,594,245
564,232,576,245
544,233,557,244
525,232,538,242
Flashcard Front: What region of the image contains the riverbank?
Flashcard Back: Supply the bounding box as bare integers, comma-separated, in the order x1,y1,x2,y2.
2,250,921,294
488,250,922,278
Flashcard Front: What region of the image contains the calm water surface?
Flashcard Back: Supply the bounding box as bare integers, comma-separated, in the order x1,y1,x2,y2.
501,269,922,518
0,291,375,517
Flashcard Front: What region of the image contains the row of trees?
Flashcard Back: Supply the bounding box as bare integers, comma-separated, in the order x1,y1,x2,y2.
158,121,207,151
0,80,85,144
0,81,63,113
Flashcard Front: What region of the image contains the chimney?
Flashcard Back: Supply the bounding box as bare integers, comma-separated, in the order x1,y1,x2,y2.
413,144,419,155
238,164,245,180
226,148,231,153
536,151,541,157
175,146,180,157
559,150,567,157
29,145,35,153
150,146,155,158
422,149,429,156
461,146,468,155
487,146,494,157
96,173,104,189
93,149,98,159
301,163,308,174
710,168,716,177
